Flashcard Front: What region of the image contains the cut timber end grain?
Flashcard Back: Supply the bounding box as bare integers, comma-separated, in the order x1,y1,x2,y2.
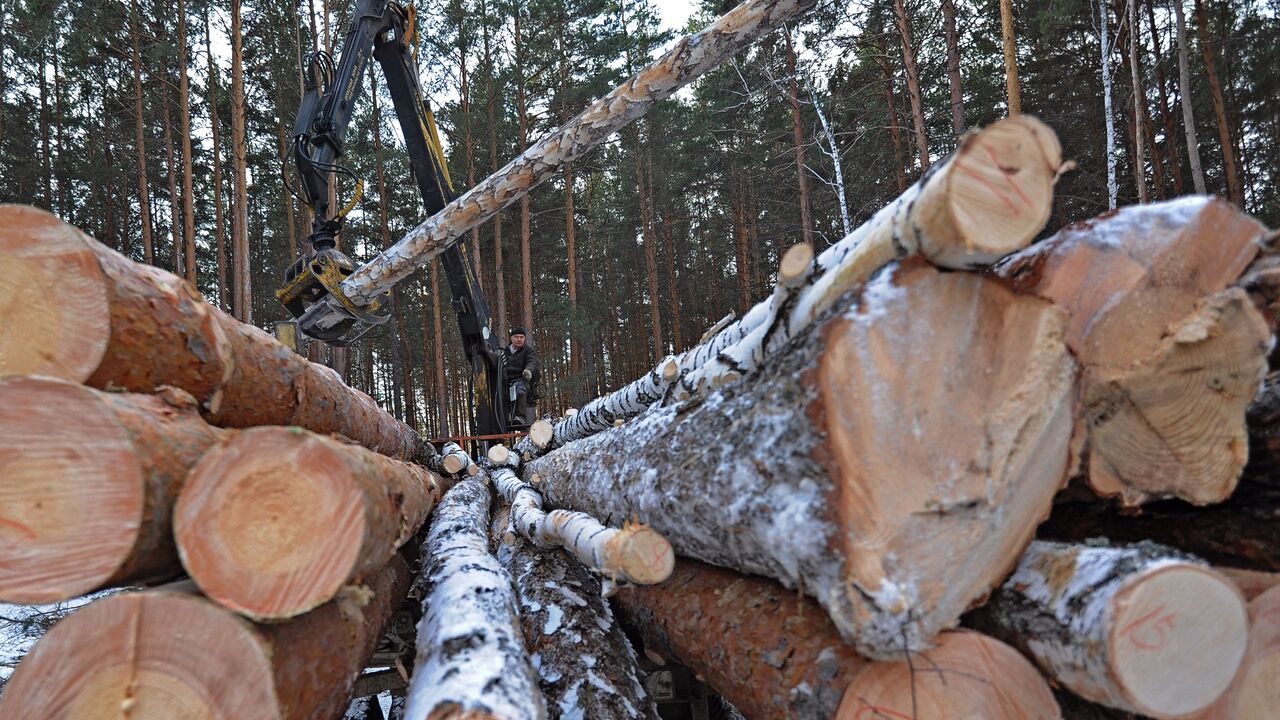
529,419,554,449
0,205,109,379
603,523,675,585
778,242,814,288
175,427,441,620
1191,585,1280,720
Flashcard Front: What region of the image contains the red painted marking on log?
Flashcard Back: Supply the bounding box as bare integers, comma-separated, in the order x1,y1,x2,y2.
853,705,913,720
954,161,1021,217
983,144,1034,208
649,541,670,571
0,517,37,541
1119,605,1178,651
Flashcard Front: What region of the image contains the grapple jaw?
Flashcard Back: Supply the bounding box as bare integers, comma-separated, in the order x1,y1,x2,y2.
275,248,390,346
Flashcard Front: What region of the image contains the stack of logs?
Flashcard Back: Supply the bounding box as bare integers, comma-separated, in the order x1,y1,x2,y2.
2,115,1279,720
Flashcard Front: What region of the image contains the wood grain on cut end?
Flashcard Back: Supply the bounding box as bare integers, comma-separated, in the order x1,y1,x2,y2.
608,524,675,585
175,428,366,619
529,420,554,449
1192,586,1280,720
0,589,278,720
487,444,511,465
0,377,145,603
778,242,814,287
1108,566,1249,718
0,205,110,380
836,631,1061,719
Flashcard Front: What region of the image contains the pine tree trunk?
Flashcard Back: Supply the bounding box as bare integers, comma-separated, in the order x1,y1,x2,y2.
1146,0,1183,195
875,17,908,192
1128,0,1150,202
129,0,154,265
638,136,663,356
515,11,534,336
230,0,251,322
941,0,966,135
38,47,51,209
1173,0,1207,193
892,0,930,170
162,81,183,276
784,27,814,246
431,260,449,436
460,28,483,292
1000,0,1022,114
277,116,299,259
662,218,682,351
484,1,506,339
177,0,197,282
1193,0,1243,205
206,12,227,309
566,165,578,372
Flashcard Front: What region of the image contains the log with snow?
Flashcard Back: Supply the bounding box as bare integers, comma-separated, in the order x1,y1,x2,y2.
525,260,1078,657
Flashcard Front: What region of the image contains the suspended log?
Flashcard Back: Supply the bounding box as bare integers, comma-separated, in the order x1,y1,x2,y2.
969,540,1248,719
174,426,444,620
613,558,1060,720
995,197,1271,505
493,467,672,585
527,261,1078,657
0,376,226,604
0,557,412,720
496,520,658,719
406,475,546,720
0,205,420,459
544,117,1063,452
1190,585,1280,719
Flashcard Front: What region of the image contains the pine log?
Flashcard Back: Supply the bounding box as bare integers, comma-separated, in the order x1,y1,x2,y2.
545,117,1063,452
493,466,672,585
174,426,444,620
969,540,1248,718
1216,567,1280,601
1190,585,1280,719
0,376,226,604
496,519,658,719
995,197,1272,505
0,205,420,459
527,261,1078,657
406,475,546,720
0,556,412,720
612,558,1060,719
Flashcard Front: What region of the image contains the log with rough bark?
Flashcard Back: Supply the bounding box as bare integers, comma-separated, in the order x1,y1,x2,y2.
492,466,672,585
1190,585,1280,719
527,260,1078,657
0,557,412,720
542,117,1063,453
0,376,226,604
174,426,444,620
0,205,420,459
995,197,1272,505
613,558,1060,719
406,475,546,720
496,517,658,719
969,540,1249,719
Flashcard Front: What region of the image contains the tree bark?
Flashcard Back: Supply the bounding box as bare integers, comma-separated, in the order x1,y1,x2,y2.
1128,0,1149,202
177,0,197,283
1173,0,1207,194
638,137,663,355
941,0,966,135
784,27,814,246
515,10,534,336
129,0,153,265
874,18,908,193
206,11,228,310
994,197,1271,505
430,259,449,436
526,261,1077,657
230,0,251,322
1190,585,1280,719
0,377,226,604
661,218,683,351
1193,0,1242,206
891,0,930,170
161,77,183,276
0,557,412,720
969,540,1248,719
174,426,444,620
1101,0,1119,209
1146,0,1183,196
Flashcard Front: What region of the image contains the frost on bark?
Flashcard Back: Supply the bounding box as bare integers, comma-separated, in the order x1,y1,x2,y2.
406,476,547,720
970,540,1249,719
525,261,1078,657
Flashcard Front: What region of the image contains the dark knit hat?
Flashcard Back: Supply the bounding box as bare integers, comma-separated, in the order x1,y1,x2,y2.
509,327,527,336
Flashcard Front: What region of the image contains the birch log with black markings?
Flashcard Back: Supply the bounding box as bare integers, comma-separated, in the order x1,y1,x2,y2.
527,261,1078,657
0,557,412,720
406,475,547,720
0,376,226,604
994,197,1272,505
174,427,445,620
439,441,473,475
969,540,1249,719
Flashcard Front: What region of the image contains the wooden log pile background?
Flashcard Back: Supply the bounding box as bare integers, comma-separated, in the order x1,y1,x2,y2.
2,113,1279,720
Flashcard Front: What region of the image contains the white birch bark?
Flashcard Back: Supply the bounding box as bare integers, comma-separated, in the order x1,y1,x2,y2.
803,75,851,236
405,476,546,720
1172,0,1207,194
438,441,473,475
1101,0,1118,209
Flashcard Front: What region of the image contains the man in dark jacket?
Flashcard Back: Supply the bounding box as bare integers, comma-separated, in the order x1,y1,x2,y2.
503,327,540,425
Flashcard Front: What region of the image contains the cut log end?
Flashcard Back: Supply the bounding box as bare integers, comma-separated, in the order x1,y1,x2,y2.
0,205,110,380
487,444,511,465
0,376,144,604
660,356,680,382
175,428,366,620
528,420,554,449
931,115,1063,267
1108,565,1249,718
608,524,675,585
442,455,468,475
778,242,814,288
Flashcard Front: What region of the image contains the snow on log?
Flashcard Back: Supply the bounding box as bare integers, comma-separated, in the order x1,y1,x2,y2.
613,558,1060,719
544,116,1063,452
174,426,444,620
0,376,226,604
492,466,672,585
970,540,1249,718
995,197,1272,505
0,556,412,720
439,441,473,475
1190,585,1280,719
406,475,546,720
0,205,420,459
497,522,658,719
527,261,1078,657
343,0,823,306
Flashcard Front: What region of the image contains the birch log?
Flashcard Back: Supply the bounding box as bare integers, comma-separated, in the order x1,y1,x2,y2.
0,376,226,603
0,557,412,720
971,540,1249,718
439,441,473,475
406,475,547,720
544,116,1063,452
174,426,444,620
496,522,658,719
995,197,1271,505
1190,585,1280,719
0,205,420,459
527,261,1078,656
492,467,672,585
613,558,1060,720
